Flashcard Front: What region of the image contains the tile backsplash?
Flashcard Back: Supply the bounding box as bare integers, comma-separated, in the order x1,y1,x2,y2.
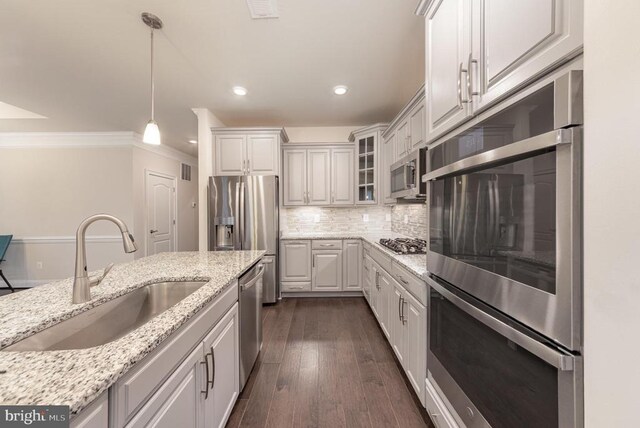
281,206,392,234
391,203,428,239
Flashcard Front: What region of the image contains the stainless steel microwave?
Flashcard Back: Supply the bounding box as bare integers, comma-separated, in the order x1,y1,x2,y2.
390,147,427,199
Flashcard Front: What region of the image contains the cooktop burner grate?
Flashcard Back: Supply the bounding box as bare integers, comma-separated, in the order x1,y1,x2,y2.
379,238,427,255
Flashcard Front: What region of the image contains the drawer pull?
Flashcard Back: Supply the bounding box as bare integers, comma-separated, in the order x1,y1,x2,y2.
397,275,409,285
319,243,334,247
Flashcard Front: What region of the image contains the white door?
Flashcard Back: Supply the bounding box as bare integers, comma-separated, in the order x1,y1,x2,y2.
146,172,176,256
280,241,312,282
331,148,354,205
312,250,342,291
214,135,246,176
395,120,409,160
403,290,427,405
343,240,361,290
409,102,426,149
246,135,278,175
382,134,396,204
426,0,472,141
282,150,307,206
202,304,239,428
471,0,583,111
307,149,331,205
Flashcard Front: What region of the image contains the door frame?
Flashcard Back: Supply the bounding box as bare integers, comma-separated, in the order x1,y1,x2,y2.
144,169,178,257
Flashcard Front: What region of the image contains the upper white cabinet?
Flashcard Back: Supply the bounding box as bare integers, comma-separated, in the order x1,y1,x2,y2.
471,0,584,111
282,145,355,207
409,103,426,149
419,0,583,142
331,148,355,205
395,120,410,160
349,124,388,205
382,134,396,204
425,0,472,142
213,128,288,176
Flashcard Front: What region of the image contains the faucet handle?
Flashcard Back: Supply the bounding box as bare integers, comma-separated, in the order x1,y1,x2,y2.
90,263,115,287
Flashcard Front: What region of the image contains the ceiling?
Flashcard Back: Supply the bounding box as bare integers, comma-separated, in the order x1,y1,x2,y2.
0,0,425,155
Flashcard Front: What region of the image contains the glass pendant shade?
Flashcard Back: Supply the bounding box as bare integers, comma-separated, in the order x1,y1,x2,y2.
143,120,161,145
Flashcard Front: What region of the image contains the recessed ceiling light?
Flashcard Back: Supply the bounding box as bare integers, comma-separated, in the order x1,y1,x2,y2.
333,85,348,95
188,139,198,144
233,86,248,96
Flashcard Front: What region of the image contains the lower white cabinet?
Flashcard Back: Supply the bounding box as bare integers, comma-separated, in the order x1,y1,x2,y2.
71,393,109,428
401,289,427,403
343,240,362,291
312,250,343,291
280,241,312,282
425,379,461,428
371,262,391,339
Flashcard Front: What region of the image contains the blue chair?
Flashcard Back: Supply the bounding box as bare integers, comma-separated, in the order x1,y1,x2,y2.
0,235,15,293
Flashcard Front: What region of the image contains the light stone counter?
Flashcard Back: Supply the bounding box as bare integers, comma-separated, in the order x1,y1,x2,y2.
0,250,264,415
281,232,428,278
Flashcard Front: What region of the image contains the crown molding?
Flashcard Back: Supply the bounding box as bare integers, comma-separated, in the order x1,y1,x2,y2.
0,131,197,165
415,0,432,16
211,127,289,143
382,84,426,139
348,123,389,141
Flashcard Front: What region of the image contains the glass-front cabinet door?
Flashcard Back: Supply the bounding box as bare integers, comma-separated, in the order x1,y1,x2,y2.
357,134,376,204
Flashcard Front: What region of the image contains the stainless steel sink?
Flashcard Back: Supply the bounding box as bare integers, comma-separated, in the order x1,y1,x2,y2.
3,281,207,352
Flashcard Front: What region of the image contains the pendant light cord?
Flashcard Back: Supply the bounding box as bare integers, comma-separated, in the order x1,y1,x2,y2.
150,27,155,121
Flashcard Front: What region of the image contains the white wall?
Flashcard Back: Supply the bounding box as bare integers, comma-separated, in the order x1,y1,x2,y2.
583,1,640,426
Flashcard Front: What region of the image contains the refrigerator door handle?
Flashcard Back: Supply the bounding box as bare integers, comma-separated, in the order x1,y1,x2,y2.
234,182,241,250
240,182,245,249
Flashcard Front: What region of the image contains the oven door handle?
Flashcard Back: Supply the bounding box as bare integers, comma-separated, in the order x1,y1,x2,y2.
424,128,574,181
427,276,575,371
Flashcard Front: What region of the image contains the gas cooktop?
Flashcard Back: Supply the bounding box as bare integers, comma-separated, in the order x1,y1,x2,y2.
379,238,427,255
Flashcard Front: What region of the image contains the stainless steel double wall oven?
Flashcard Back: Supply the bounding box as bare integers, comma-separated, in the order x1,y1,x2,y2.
425,71,583,428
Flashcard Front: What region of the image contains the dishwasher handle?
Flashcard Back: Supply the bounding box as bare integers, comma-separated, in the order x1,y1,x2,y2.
241,264,264,291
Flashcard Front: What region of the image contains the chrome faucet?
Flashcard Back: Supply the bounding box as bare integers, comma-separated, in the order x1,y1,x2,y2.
73,214,138,304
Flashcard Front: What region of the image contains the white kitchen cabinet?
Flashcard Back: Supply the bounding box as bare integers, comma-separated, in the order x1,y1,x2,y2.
471,0,583,111
312,249,343,292
202,303,239,428
281,240,312,282
246,135,279,175
213,128,288,176
71,393,108,428
409,102,426,149
362,251,372,302
395,119,410,160
214,135,246,176
402,290,427,405
425,379,462,428
331,148,355,205
425,0,472,142
283,149,307,206
282,146,353,207
343,240,361,291
349,124,387,206
307,149,331,205
389,279,406,366
382,133,395,204
371,264,391,339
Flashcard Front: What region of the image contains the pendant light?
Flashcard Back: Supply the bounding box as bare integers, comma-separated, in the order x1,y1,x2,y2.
141,12,163,145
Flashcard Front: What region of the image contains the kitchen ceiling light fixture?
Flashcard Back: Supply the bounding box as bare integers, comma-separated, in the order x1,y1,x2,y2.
188,139,198,144
233,86,248,96
141,12,163,146
333,85,349,95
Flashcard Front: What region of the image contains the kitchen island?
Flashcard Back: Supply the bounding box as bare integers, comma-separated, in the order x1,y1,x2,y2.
0,250,263,423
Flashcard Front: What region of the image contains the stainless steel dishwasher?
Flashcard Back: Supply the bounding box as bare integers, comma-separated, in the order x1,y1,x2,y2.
239,261,264,391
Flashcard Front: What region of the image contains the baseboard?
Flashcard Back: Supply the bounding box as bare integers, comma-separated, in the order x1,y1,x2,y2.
281,291,364,298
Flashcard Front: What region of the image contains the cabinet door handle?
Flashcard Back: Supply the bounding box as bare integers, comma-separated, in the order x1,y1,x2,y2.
200,349,213,398
246,159,250,174
458,62,470,107
398,295,403,321
467,53,479,99
210,346,215,390
401,298,407,325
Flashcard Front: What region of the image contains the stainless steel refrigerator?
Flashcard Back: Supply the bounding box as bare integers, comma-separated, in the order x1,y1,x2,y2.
208,175,279,303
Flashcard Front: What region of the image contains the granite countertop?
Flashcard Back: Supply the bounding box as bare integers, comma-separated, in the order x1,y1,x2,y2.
0,250,264,416
281,232,428,278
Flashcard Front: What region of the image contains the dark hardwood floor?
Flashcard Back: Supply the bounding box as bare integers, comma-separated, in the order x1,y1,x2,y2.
227,297,434,428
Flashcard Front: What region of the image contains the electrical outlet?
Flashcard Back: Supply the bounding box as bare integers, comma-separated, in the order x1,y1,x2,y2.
362,214,369,222
36,261,43,270
404,215,409,224
314,214,320,223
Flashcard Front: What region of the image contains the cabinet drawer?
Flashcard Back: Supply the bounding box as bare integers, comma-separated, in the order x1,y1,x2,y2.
281,282,312,292
370,245,393,273
112,281,238,426
391,262,427,306
311,240,342,250
425,378,461,428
